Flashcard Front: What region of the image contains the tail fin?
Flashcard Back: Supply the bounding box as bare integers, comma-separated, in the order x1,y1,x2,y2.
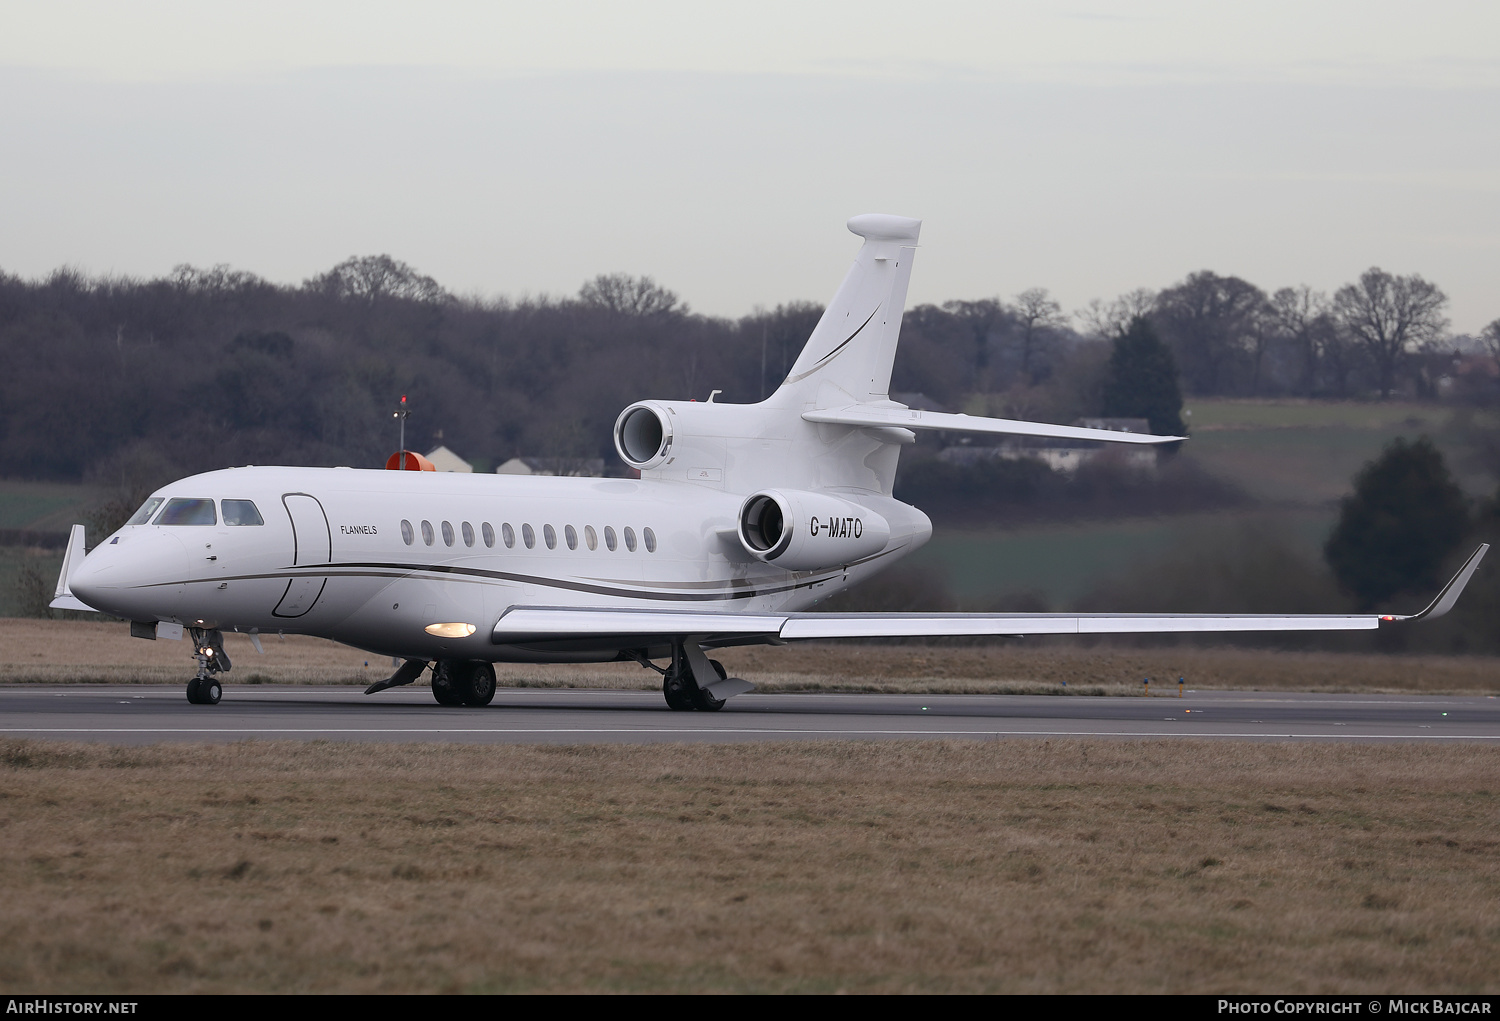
781,214,921,402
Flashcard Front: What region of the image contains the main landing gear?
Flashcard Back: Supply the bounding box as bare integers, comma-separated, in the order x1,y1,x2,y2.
432,660,497,707
185,628,229,705
644,640,753,712
362,659,496,707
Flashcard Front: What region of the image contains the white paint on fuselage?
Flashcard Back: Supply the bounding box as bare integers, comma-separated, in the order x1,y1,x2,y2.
69,465,930,663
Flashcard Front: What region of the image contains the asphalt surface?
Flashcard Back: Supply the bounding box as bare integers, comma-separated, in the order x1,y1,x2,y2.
3,684,1499,744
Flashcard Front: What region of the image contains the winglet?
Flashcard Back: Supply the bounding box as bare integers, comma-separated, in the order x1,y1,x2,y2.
1391,544,1489,623
49,524,96,613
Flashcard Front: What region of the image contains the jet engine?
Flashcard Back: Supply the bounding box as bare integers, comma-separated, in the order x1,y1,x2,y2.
614,402,674,470
737,489,890,572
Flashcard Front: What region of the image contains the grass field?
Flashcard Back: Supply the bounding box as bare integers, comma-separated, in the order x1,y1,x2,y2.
1183,399,1495,505
910,510,1336,607
2,738,1496,993
0,619,1496,695
0,479,98,533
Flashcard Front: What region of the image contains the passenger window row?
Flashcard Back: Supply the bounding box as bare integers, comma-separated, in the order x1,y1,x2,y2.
400,519,657,553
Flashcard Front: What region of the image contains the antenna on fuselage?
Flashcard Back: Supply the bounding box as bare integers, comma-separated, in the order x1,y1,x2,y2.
393,395,410,470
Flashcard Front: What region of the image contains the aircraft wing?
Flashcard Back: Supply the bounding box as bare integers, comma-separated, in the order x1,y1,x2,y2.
491,544,1487,645
802,405,1184,444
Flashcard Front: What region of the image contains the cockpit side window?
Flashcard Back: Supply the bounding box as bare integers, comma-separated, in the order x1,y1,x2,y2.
222,500,264,526
155,498,217,526
126,497,165,525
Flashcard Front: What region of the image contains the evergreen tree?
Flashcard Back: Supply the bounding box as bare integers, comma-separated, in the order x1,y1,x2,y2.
1100,316,1187,436
1324,436,1470,610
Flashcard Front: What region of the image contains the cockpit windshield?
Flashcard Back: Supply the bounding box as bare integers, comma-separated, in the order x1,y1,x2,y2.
126,497,165,525
222,500,264,526
154,498,217,526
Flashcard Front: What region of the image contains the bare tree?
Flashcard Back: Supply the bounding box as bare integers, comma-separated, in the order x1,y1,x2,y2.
1481,317,1500,366
1154,272,1269,396
1333,268,1448,398
1011,287,1066,382
1270,286,1335,396
1076,288,1156,341
305,255,450,305
941,298,1005,381
579,273,684,317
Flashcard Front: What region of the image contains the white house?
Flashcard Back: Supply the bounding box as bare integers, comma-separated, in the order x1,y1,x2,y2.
425,445,473,473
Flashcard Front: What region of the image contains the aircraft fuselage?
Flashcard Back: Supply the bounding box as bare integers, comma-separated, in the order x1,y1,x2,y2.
69,465,933,663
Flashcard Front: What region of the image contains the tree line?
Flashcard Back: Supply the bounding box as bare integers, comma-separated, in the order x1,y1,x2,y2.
2,255,1496,489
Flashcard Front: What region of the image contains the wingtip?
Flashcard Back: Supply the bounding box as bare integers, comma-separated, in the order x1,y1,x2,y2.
1399,543,1489,622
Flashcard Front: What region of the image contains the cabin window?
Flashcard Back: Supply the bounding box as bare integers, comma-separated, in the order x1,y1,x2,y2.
155,498,217,526
421,520,434,546
565,525,578,550
624,526,637,552
603,526,617,551
126,497,164,525
400,519,414,545
222,500,264,526
543,524,557,550
522,524,535,549
441,521,455,547
643,527,657,553
584,525,597,551
482,522,495,548
501,523,515,548
462,522,475,547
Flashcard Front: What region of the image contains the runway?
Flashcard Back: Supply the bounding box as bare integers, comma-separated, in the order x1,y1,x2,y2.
3,684,1499,743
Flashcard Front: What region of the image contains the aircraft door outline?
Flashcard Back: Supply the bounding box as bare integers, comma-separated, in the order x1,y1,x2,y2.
272,492,331,618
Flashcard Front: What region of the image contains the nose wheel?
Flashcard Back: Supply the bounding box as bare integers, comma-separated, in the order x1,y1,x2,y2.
185,627,229,705
186,676,222,705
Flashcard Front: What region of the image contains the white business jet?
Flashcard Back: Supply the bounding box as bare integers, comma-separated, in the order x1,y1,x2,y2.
52,215,1488,707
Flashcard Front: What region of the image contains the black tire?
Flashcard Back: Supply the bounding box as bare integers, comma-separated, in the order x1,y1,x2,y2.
201,679,222,705
691,659,727,712
186,678,202,704
460,662,496,707
692,686,725,712
662,670,694,711
431,662,463,706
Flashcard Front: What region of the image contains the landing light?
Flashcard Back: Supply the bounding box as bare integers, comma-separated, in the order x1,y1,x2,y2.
425,622,477,639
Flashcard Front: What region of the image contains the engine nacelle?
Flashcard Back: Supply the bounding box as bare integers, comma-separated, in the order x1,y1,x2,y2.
737,489,890,571
614,402,674,470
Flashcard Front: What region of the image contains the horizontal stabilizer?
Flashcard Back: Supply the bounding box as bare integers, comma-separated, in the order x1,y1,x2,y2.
803,405,1183,445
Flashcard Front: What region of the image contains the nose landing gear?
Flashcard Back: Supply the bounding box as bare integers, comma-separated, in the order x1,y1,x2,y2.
185,628,229,705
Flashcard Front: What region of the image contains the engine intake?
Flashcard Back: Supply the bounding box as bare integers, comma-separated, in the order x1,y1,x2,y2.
737,489,890,572
613,402,673,470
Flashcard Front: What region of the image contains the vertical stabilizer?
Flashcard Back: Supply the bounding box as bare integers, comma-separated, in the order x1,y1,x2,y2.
782,214,921,402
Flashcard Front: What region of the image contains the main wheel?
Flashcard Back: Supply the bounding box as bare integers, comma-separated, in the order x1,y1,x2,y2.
431,662,464,706
692,659,727,712
459,662,496,707
662,670,694,711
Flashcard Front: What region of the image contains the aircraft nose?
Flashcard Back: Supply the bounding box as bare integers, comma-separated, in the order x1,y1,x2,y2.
70,531,191,619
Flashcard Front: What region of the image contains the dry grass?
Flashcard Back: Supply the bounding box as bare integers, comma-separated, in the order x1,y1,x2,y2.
1,738,1497,993
2,618,1498,695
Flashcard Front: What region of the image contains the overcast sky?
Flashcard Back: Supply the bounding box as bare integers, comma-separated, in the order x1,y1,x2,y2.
2,1,1496,331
